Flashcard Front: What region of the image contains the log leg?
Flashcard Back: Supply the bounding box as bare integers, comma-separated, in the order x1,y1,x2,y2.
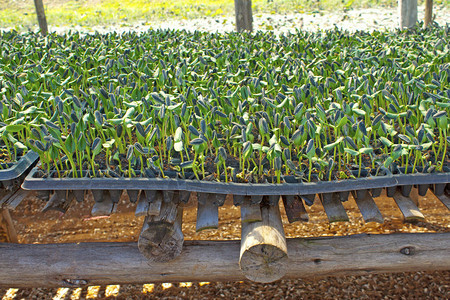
239,204,288,283
138,200,183,262
1,208,18,243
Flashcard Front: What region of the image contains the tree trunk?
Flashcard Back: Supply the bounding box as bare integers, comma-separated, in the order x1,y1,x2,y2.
234,0,253,32
398,0,417,29
34,0,48,35
424,0,433,28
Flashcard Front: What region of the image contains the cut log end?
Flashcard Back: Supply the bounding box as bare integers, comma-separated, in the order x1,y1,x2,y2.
138,205,184,262
138,221,183,262
240,205,288,283
239,244,288,283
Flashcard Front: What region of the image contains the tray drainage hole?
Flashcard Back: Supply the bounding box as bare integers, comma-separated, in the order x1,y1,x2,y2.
313,258,322,265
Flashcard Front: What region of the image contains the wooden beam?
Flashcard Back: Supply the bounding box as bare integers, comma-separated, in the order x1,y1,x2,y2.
234,0,253,32
0,233,449,287
33,0,48,35
239,204,288,283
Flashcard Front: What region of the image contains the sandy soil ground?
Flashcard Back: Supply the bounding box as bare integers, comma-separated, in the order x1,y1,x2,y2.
4,5,449,34
1,189,449,299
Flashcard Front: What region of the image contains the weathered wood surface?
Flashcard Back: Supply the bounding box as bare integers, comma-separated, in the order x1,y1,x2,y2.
138,201,183,262
234,0,253,32
393,190,425,222
352,190,384,223
282,195,308,223
436,192,450,210
240,204,288,283
424,0,433,28
0,209,18,243
320,193,349,223
33,0,48,35
398,0,417,29
0,233,449,287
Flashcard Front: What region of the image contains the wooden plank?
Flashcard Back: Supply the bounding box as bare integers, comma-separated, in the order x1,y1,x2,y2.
282,195,308,223
393,190,425,222
196,193,219,231
352,190,384,223
240,204,288,283
320,193,349,223
0,209,18,243
436,193,450,210
0,233,449,287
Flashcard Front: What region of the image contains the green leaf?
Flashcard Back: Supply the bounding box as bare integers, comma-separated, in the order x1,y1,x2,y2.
344,148,359,156
5,124,25,133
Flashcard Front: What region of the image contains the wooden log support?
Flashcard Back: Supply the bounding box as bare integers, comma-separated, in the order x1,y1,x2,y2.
33,0,48,35
320,193,349,223
393,190,425,222
239,204,288,283
234,0,253,32
282,195,308,223
196,193,219,232
352,190,384,223
91,191,115,217
42,190,73,214
138,200,183,262
424,0,433,28
0,209,18,243
436,192,450,210
398,0,417,29
1,233,449,287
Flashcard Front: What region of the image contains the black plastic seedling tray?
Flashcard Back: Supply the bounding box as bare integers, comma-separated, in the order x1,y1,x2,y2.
22,167,398,196
0,151,39,189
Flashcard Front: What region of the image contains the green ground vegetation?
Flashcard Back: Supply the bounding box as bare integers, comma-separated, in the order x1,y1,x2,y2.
0,0,436,29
